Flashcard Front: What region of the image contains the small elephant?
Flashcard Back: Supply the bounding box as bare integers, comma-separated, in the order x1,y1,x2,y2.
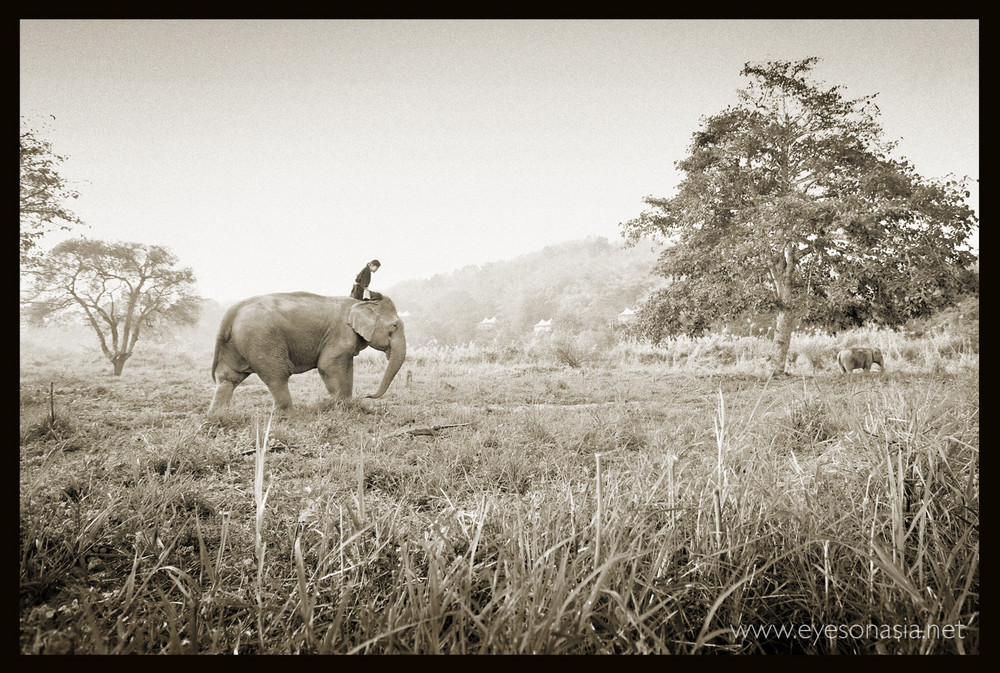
837,347,884,374
209,292,406,412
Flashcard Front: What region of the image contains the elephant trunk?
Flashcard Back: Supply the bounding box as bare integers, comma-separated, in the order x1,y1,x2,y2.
368,326,406,399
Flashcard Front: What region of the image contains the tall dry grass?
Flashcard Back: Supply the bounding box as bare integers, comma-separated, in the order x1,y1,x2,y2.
20,322,977,653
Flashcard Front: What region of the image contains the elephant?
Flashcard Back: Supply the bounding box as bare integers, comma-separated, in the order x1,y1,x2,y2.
208,292,406,412
837,347,884,373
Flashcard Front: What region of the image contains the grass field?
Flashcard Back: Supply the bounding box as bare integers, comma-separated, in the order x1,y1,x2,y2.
19,327,979,654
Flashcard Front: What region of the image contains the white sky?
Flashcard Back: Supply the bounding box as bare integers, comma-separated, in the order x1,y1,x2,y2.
20,19,979,302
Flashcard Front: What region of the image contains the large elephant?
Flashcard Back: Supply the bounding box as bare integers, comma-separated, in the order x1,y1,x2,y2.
837,347,884,373
208,292,406,412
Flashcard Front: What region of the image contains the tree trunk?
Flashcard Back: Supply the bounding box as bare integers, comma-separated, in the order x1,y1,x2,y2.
770,246,796,376
771,308,794,376
111,352,131,376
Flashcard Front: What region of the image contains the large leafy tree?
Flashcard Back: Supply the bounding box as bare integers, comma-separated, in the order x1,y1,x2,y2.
24,238,202,375
622,58,978,373
20,117,85,267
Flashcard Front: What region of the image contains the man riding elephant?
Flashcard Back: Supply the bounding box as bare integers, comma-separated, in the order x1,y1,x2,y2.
350,259,382,301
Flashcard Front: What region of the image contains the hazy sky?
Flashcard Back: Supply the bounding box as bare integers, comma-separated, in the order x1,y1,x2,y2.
20,19,979,302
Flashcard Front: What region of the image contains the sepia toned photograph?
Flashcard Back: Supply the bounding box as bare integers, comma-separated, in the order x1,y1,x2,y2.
20,19,978,654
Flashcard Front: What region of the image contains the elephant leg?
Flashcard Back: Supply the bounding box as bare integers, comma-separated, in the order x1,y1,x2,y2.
260,375,294,410
318,352,354,399
208,367,250,413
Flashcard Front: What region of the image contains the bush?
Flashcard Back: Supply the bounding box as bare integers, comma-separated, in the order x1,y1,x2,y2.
552,339,592,369
784,396,836,447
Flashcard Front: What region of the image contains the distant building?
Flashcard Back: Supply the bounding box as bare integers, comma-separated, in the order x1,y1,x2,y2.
533,319,552,334
617,308,636,324
476,316,498,331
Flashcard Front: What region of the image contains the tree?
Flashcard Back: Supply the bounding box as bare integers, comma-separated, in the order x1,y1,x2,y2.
24,238,202,375
621,58,978,374
20,117,86,267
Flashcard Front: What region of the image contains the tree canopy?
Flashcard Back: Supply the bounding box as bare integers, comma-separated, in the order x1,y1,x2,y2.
24,238,202,375
20,117,85,267
621,57,978,372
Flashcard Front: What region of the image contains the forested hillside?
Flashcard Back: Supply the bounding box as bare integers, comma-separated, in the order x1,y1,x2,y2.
386,237,664,346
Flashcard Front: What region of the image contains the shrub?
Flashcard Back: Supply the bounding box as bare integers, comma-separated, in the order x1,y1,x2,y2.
785,396,836,447
552,339,592,369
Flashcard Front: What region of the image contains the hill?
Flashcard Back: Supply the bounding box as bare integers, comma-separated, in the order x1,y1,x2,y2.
386,236,664,346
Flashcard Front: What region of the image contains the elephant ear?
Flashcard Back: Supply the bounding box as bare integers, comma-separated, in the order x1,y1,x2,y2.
349,301,379,342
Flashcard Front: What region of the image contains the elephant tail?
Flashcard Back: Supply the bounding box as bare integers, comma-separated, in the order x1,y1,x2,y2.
211,313,235,382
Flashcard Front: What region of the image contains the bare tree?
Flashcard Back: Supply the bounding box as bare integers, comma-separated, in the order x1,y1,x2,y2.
25,237,202,375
